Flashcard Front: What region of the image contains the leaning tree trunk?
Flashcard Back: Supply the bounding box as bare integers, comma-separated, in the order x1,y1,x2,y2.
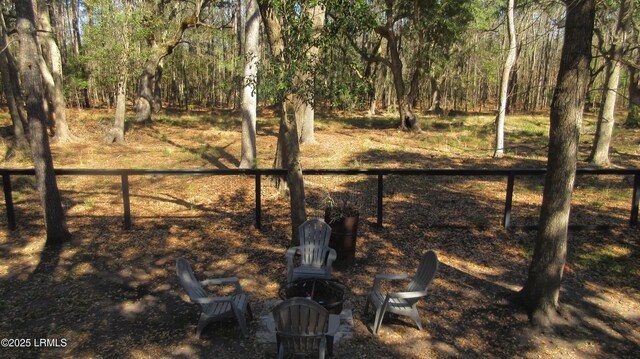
588,0,632,165
0,12,29,150
378,25,421,132
516,0,595,327
494,0,517,158
16,0,71,244
104,71,127,144
35,0,73,143
240,0,260,169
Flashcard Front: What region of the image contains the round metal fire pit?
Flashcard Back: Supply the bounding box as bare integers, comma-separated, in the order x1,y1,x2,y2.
279,279,346,315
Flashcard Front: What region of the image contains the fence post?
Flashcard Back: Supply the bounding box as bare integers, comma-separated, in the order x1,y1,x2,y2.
503,173,515,229
377,174,383,229
2,173,16,230
631,173,639,226
121,175,131,229
255,173,261,229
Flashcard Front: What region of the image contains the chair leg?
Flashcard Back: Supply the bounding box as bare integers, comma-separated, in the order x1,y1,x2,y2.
236,312,250,338
319,337,326,359
247,303,254,321
277,342,284,359
373,305,386,336
409,307,423,331
196,315,208,338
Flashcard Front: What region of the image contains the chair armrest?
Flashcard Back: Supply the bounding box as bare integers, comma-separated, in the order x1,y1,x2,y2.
201,277,242,293
285,247,301,259
191,296,233,305
372,273,410,291
327,314,340,336
326,248,337,266
388,290,428,300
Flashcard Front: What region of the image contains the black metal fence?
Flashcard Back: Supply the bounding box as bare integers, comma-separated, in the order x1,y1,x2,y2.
1,167,639,230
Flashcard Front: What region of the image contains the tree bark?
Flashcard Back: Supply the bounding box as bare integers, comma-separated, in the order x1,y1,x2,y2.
16,0,71,244
0,12,29,151
516,0,595,327
296,3,325,145
494,0,517,158
240,0,260,169
626,57,640,128
104,71,127,144
134,48,162,123
258,0,306,244
588,0,633,164
35,0,74,143
375,7,421,132
152,60,164,114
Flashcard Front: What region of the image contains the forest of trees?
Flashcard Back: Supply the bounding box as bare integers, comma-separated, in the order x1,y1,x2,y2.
0,0,638,327
1,1,638,138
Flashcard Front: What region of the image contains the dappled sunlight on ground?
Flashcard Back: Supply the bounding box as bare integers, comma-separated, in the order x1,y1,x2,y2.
1,110,639,357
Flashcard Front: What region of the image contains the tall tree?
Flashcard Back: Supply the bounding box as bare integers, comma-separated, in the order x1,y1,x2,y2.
239,0,260,168
295,3,325,144
515,0,595,327
35,0,74,143
16,0,71,244
257,0,307,244
132,0,208,123
0,11,29,151
494,0,517,158
588,0,634,165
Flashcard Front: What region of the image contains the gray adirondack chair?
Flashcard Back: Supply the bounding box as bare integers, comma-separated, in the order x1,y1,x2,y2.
271,298,340,359
286,219,337,282
176,257,252,338
364,250,439,336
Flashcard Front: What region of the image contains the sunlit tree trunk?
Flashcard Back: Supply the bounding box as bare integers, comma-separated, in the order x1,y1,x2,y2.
296,3,325,144
588,0,633,164
494,0,517,158
16,0,71,244
0,12,29,151
104,70,127,144
35,0,73,143
516,0,595,327
240,0,260,168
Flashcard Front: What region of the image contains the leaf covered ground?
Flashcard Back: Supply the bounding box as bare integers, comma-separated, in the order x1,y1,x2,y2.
0,108,639,358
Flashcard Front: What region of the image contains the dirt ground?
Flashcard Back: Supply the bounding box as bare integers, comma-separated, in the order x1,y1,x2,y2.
0,108,639,358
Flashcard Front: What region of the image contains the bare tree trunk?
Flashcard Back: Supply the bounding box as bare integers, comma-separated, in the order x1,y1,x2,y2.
16,0,71,244
36,0,74,143
240,0,260,169
258,0,306,244
152,60,164,114
494,0,517,158
104,72,127,144
376,17,421,132
515,0,595,328
0,12,29,151
296,3,325,144
588,0,633,165
429,76,442,112
134,50,161,123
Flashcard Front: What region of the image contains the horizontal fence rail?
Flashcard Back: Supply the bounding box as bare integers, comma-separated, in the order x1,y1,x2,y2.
1,167,639,230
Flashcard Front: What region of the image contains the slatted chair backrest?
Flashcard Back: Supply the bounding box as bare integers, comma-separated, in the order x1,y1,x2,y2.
298,219,332,267
406,250,439,305
272,298,329,355
176,257,208,302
